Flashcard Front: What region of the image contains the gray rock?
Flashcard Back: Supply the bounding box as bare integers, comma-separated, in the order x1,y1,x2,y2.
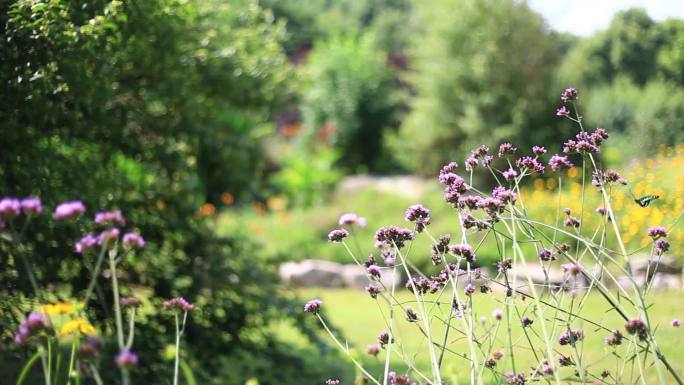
279,260,345,288
630,254,682,277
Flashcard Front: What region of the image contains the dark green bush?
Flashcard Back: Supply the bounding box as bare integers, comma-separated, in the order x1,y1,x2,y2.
0,0,345,383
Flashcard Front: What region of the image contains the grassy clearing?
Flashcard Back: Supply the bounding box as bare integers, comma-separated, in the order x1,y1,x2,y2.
276,288,684,385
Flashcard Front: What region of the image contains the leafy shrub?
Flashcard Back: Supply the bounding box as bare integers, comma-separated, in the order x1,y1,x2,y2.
0,0,344,383
300,34,401,173
393,0,561,175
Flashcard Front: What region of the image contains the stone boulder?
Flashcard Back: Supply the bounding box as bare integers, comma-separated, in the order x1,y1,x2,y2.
279,260,345,288
630,255,682,277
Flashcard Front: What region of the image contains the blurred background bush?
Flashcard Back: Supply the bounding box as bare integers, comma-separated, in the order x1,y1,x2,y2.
2,0,684,383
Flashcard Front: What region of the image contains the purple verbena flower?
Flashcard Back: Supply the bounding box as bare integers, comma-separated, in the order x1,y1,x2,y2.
328,228,350,243
556,106,570,117
94,210,126,226
655,238,670,256
303,299,322,314
492,309,503,320
97,227,120,246
672,319,681,327
163,297,195,313
405,204,430,232
558,329,584,346
604,329,623,346
367,265,381,279
532,146,547,156
0,197,21,218
563,216,580,228
325,379,340,385
53,201,86,220
538,248,556,261
502,168,518,181
366,283,382,298
464,155,478,171
448,243,476,263
75,234,98,254
115,350,139,368
516,156,545,174
498,143,517,158
367,343,381,356
548,154,573,171
647,226,667,239
560,87,578,103
374,226,414,249
123,232,145,249
20,197,43,215
338,212,366,227
492,186,517,204
79,336,103,357
464,283,475,296
625,319,648,340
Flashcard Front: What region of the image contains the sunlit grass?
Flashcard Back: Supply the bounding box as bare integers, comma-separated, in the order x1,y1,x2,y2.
276,288,684,385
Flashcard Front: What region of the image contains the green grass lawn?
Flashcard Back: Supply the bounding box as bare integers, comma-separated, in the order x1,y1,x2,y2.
276,288,684,385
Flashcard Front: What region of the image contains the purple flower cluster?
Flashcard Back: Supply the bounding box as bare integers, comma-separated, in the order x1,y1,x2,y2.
592,169,628,187
504,372,527,385
367,265,381,279
325,379,340,385
655,238,670,256
448,243,476,263
377,331,393,348
431,234,451,265
538,248,556,261
115,349,139,368
328,228,350,243
14,312,51,345
516,156,545,174
94,210,126,226
365,283,382,298
560,87,578,103
0,196,44,218
404,204,430,232
492,186,517,204
498,143,517,158
338,212,366,228
387,372,416,385
502,168,518,181
374,226,414,249
123,232,145,249
604,329,623,346
556,106,570,117
75,234,99,254
54,200,86,220
304,299,322,314
625,319,648,341
532,146,547,156
548,154,573,172
647,226,667,239
405,307,419,322
163,297,195,313
562,127,608,154
558,328,584,346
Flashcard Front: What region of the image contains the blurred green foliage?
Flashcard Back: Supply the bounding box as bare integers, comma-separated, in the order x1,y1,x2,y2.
299,34,401,173
392,0,563,175
0,0,345,383
560,9,684,157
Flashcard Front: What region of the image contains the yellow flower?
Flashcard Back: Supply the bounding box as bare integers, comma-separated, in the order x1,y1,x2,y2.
59,317,97,336
40,302,78,316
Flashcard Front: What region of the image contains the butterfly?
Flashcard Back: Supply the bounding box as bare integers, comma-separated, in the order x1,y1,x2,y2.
634,195,660,208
